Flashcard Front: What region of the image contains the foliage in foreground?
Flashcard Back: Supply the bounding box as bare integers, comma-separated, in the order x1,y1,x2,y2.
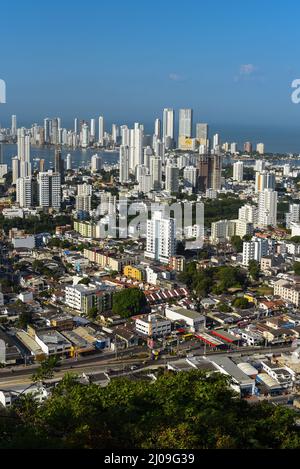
0,371,300,449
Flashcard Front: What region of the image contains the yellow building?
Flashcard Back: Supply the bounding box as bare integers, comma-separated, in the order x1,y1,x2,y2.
244,293,257,305
178,136,198,151
74,220,97,238
123,265,144,281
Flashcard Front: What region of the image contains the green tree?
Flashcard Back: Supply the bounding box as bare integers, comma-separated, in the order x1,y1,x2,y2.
248,260,260,281
17,310,33,330
78,277,90,285
88,306,98,320
294,262,300,276
231,235,243,252
32,356,61,382
232,297,250,309
0,371,300,449
112,288,148,318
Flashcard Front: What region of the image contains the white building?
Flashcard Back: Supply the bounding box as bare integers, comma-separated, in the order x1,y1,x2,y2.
98,116,104,145
179,108,193,141
163,108,175,148
38,171,61,210
76,183,92,213
258,189,277,227
238,204,258,226
256,143,265,155
183,166,197,188
235,219,254,238
242,237,269,266
145,211,176,263
210,220,236,244
66,153,72,171
119,145,130,183
233,161,244,182
286,204,300,229
91,154,102,172
16,176,32,208
165,306,205,332
135,314,172,338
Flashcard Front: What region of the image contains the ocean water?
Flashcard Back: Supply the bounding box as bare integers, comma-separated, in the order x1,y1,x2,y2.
1,144,119,170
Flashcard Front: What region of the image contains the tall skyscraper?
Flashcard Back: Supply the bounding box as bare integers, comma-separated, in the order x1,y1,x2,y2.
12,157,20,184
183,166,197,188
197,154,209,192
230,142,238,154
255,171,275,193
244,142,253,153
17,128,31,178
11,115,17,137
256,143,265,155
211,154,222,190
81,123,89,148
91,154,102,172
129,123,143,172
233,161,244,182
90,119,96,141
38,171,61,210
258,189,278,227
163,108,175,148
98,116,104,145
119,145,130,183
179,109,193,138
16,176,32,208
54,148,64,181
145,211,176,264
51,118,59,145
213,133,220,150
154,118,161,139
150,155,162,191
44,118,51,143
74,118,78,135
76,183,92,213
196,123,208,142
165,164,179,193
66,154,72,171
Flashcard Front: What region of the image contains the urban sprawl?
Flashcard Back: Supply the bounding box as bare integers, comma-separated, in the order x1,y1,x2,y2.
1,109,300,411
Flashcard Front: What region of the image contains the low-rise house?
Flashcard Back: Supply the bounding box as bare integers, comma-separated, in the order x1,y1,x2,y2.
0,328,23,365
274,278,300,307
260,359,295,389
110,325,139,349
206,356,256,397
165,306,205,332
35,330,72,356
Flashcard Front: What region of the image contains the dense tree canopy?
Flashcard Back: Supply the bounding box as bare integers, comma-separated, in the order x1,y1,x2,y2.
248,260,261,281
294,262,300,276
112,288,148,318
1,371,300,449
179,263,247,298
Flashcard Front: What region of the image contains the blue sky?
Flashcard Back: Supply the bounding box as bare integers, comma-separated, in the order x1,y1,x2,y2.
1,0,300,131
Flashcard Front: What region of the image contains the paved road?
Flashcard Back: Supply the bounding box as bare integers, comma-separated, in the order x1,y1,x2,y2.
0,342,295,389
